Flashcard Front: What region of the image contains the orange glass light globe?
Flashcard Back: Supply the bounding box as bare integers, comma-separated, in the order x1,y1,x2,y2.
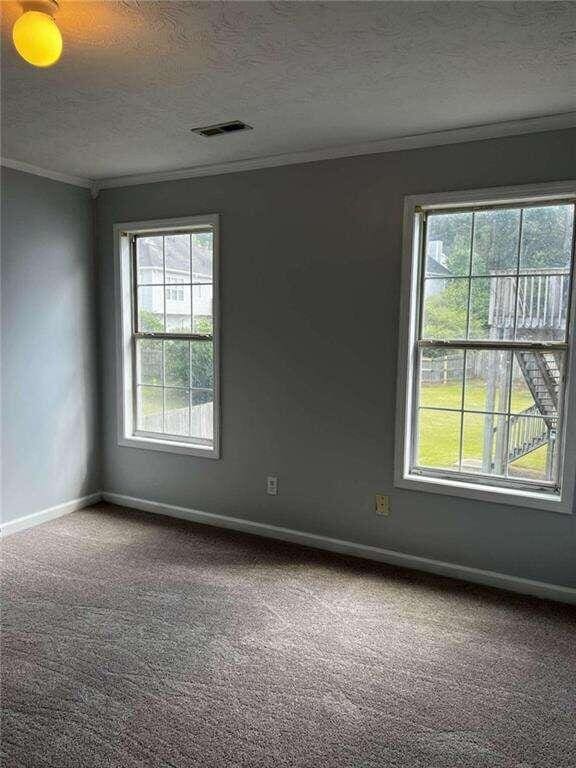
12,11,63,67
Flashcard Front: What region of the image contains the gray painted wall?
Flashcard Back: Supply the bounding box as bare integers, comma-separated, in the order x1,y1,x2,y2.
97,129,576,587
1,168,99,523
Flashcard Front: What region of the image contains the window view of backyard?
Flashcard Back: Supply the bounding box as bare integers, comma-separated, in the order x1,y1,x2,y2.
133,231,215,443
415,202,574,485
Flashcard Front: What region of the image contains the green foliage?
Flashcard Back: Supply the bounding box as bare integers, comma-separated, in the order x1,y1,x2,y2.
423,204,573,340
521,205,573,269
140,309,163,333
138,312,213,391
423,292,467,340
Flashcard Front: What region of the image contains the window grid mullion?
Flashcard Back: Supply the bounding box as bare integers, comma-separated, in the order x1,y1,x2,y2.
418,405,557,419
162,236,166,333
422,270,570,281
417,340,568,351
161,338,166,434
464,212,475,340
419,197,576,216
457,348,467,472
135,333,212,341
511,208,524,342
189,233,194,335
503,349,514,479
188,340,192,437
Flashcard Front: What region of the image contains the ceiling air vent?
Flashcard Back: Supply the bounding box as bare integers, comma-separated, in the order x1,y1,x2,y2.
191,120,253,138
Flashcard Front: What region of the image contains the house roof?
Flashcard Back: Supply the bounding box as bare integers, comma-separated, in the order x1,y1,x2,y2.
426,256,452,277
138,236,212,278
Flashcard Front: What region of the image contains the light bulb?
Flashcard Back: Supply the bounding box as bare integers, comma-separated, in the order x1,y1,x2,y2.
13,9,63,68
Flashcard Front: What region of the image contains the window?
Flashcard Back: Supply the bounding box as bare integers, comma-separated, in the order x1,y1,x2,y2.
395,183,576,513
166,275,185,302
115,215,220,458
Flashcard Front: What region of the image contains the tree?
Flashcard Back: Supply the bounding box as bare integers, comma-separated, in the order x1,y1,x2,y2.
138,312,213,390
424,204,572,341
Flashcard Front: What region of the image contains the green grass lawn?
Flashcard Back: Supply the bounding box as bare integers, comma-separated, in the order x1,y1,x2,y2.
418,380,547,477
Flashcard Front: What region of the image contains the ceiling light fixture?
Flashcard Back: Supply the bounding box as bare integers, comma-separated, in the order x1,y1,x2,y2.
12,0,62,68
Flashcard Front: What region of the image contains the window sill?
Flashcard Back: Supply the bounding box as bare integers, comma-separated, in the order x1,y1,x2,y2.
118,434,220,459
395,472,570,514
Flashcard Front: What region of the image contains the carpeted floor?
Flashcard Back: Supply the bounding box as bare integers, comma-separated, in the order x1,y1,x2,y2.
1,504,575,768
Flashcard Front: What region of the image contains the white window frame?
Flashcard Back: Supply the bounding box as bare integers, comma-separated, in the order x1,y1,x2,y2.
114,214,221,459
395,181,576,514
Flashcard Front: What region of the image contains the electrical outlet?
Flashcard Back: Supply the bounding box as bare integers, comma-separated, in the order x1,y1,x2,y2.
375,494,390,516
267,476,278,496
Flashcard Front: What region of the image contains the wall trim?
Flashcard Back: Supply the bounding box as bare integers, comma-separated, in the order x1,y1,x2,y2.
0,492,102,537
0,157,92,189
3,112,575,194
94,111,576,192
102,492,576,605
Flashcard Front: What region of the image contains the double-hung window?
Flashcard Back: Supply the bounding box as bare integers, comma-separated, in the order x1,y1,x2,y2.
396,183,576,512
115,215,220,458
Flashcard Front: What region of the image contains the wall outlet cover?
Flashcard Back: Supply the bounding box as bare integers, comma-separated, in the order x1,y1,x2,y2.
267,476,278,496
375,494,390,515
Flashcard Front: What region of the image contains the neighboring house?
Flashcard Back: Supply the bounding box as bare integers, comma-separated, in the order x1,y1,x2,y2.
138,235,213,331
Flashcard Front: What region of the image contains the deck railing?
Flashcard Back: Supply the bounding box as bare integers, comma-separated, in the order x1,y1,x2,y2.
489,270,569,331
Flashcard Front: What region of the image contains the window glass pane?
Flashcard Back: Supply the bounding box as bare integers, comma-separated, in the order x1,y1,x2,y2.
193,284,213,334
461,412,507,476
192,231,213,284
514,272,570,342
421,278,468,340
137,236,163,284
520,204,574,272
507,416,558,483
138,286,165,332
164,388,190,437
191,341,213,388
137,386,163,432
418,349,463,409
425,212,472,277
136,339,162,385
165,285,191,333
164,340,190,388
464,350,510,413
416,409,461,470
472,208,520,275
191,389,213,440
469,276,516,339
165,234,191,282
510,351,562,418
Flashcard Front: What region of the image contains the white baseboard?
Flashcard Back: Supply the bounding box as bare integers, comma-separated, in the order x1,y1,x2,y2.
0,492,102,537
102,492,576,605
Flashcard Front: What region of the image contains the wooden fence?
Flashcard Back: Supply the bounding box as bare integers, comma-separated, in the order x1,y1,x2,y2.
421,354,489,384
140,401,213,440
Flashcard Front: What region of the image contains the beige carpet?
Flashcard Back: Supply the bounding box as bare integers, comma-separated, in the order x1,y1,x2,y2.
1,503,575,768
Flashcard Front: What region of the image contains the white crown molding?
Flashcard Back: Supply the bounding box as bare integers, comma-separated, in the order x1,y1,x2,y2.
0,157,92,189
2,112,575,195
102,491,576,605
94,111,576,193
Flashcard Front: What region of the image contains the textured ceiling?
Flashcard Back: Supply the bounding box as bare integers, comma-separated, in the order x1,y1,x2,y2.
1,1,575,182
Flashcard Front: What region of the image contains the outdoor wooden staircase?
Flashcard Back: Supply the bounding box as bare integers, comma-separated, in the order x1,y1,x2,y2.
507,351,561,462
487,271,566,470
